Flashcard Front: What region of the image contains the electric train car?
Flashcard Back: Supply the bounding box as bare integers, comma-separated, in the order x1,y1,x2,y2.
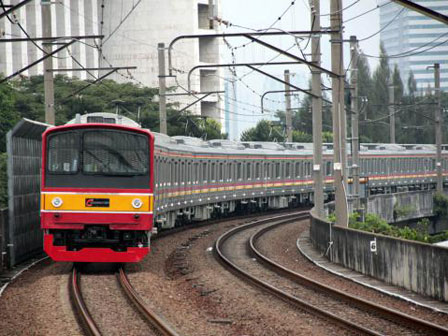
40,114,154,262
40,113,448,262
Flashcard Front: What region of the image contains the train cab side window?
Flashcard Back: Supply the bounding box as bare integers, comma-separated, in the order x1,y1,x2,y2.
47,132,80,174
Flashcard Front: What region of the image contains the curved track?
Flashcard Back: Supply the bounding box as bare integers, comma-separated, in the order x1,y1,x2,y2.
250,219,448,336
214,211,448,336
70,266,179,336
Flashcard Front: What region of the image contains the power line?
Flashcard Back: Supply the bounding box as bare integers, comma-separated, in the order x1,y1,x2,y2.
101,0,143,45
358,7,405,42
343,1,392,24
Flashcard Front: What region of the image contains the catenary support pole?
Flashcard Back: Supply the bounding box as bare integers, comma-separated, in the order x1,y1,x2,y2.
42,1,55,125
158,43,167,134
284,70,293,142
350,36,360,210
389,81,395,143
310,0,324,218
434,63,443,193
330,0,348,226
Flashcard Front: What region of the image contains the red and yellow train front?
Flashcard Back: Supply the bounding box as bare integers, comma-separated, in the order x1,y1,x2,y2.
40,124,154,262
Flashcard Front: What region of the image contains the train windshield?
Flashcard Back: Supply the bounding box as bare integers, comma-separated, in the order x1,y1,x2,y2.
83,131,148,176
47,129,149,180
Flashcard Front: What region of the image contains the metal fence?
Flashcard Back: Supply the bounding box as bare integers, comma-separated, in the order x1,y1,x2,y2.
0,208,7,272
6,119,49,267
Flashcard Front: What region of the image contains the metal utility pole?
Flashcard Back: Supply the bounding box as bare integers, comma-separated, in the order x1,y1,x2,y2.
389,81,395,143
350,36,360,210
310,0,324,218
330,0,348,226
434,63,443,193
41,1,55,125
284,70,293,142
158,43,167,134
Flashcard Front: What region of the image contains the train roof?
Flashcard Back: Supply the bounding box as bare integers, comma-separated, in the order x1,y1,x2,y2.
63,113,444,156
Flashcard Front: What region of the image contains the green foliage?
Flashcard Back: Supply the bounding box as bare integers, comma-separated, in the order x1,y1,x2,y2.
292,130,312,142
327,213,336,223
0,81,19,152
433,192,448,218
0,153,7,208
240,119,284,142
348,213,447,244
393,203,415,220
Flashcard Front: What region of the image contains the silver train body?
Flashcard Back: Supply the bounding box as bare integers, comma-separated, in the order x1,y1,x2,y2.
153,133,447,230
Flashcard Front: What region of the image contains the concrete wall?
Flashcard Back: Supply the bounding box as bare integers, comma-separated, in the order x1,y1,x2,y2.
365,190,434,223
310,211,448,302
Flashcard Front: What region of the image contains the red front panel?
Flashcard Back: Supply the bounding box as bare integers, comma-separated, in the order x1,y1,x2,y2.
44,234,149,263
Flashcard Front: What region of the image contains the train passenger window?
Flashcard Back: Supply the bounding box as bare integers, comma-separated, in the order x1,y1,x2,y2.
219,162,224,181
255,162,260,179
246,162,251,180
237,163,242,180
295,162,301,178
285,162,290,178
228,162,232,181
180,162,185,185
211,162,216,181
324,161,330,176
202,162,207,182
275,162,280,179
173,162,178,185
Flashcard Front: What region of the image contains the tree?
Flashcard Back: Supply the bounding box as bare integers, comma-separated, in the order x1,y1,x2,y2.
369,43,391,142
240,120,285,142
392,64,404,103
0,81,19,152
407,70,417,97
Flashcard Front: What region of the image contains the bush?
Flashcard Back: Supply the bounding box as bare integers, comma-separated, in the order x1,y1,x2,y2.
433,192,448,218
348,213,438,244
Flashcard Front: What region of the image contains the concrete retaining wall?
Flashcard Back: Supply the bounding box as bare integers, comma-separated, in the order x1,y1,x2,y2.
310,211,448,302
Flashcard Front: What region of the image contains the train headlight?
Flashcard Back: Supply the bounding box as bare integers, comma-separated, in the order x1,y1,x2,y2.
51,197,63,208
132,198,143,209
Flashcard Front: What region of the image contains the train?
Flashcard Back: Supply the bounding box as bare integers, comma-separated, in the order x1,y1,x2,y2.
40,113,447,262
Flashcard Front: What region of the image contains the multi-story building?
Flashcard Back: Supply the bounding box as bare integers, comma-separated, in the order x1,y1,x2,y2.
98,0,223,119
0,0,223,120
379,0,448,92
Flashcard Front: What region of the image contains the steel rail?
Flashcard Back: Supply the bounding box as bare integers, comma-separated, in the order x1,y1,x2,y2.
70,267,102,336
214,211,381,336
250,220,448,336
118,267,180,336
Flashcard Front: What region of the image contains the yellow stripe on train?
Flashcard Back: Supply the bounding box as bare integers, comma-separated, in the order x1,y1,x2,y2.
42,194,153,212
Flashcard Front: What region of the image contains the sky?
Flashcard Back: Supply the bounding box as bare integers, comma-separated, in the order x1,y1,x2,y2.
220,0,383,139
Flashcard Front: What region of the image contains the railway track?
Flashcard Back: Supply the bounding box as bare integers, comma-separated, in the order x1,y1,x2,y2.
214,211,448,336
70,266,179,336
